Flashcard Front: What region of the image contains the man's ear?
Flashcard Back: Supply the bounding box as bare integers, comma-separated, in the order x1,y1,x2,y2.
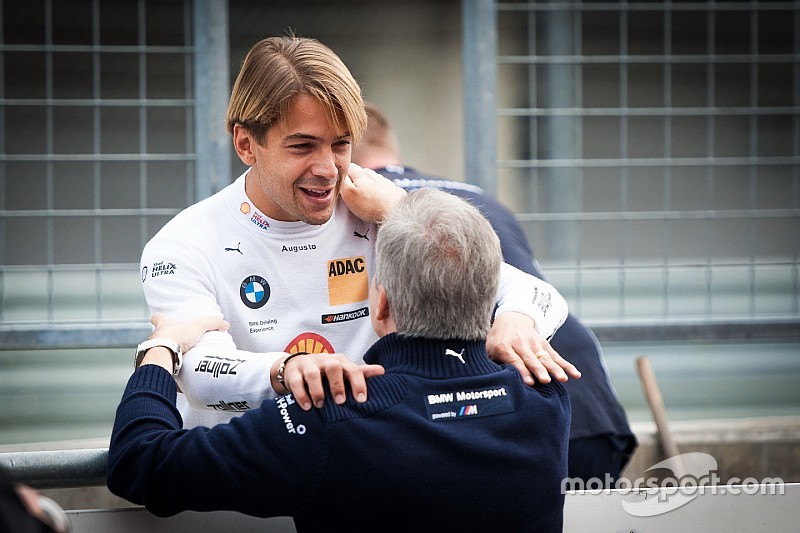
375,284,391,321
232,124,256,165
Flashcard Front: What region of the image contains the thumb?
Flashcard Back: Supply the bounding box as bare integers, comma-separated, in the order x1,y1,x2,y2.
362,364,386,378
339,174,357,204
196,315,229,334
150,312,168,328
347,162,365,182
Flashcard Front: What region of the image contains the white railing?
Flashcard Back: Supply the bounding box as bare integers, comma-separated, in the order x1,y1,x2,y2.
3,448,799,533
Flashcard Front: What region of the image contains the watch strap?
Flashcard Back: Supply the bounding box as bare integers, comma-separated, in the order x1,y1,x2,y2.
134,338,183,375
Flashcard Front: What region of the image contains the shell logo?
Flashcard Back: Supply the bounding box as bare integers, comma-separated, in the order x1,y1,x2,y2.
284,332,335,355
240,202,251,214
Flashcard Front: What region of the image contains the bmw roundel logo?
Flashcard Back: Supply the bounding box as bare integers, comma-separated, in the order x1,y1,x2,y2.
240,275,271,309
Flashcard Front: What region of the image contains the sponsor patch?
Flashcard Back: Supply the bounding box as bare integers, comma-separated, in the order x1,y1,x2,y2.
248,318,277,333
424,386,514,422
321,306,369,324
206,400,251,412
275,395,306,435
148,261,177,279
284,332,335,354
353,228,370,240
327,256,368,306
225,242,243,254
240,275,271,309
249,211,271,231
240,201,270,231
531,286,552,317
194,356,245,378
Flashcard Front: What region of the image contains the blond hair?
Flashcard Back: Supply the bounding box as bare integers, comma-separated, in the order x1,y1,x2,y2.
226,36,366,144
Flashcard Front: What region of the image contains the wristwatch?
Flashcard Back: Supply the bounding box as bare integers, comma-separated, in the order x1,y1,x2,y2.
134,338,183,375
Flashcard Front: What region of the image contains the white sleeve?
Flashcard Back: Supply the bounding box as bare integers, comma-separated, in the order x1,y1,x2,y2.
141,234,221,320
494,262,569,340
175,331,284,409
141,234,280,411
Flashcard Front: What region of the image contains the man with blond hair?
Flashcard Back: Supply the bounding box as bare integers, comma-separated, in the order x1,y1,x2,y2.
139,35,578,429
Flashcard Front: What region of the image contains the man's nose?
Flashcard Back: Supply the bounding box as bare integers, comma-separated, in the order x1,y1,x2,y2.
311,149,339,178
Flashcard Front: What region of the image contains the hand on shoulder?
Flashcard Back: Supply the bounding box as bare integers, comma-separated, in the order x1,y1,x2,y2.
271,352,385,411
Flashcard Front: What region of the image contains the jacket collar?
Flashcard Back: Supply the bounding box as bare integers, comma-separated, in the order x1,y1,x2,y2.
363,333,502,379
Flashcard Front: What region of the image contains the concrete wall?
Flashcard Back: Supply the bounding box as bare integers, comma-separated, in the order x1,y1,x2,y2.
623,417,800,484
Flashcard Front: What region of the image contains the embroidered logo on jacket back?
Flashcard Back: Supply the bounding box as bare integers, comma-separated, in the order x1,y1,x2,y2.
424,386,514,421
445,348,466,364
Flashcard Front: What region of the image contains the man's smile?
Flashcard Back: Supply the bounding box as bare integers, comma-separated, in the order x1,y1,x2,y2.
301,186,332,198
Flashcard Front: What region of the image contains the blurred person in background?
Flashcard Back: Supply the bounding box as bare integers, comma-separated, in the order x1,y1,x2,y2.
352,102,636,485
0,467,70,533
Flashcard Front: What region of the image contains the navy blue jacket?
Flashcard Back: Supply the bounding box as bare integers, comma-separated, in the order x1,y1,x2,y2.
108,334,571,532
384,166,636,458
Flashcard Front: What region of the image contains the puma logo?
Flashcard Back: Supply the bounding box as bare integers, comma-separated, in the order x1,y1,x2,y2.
225,242,243,255
353,229,369,240
445,348,465,364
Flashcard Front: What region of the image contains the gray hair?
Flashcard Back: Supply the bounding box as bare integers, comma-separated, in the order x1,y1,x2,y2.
375,188,502,340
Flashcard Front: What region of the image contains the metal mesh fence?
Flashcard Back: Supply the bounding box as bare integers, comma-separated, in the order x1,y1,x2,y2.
2,0,799,343
493,1,800,332
1,0,194,330
0,0,798,444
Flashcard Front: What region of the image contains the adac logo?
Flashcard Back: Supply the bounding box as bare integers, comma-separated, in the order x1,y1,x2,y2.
284,332,335,355
327,256,368,306
240,275,271,309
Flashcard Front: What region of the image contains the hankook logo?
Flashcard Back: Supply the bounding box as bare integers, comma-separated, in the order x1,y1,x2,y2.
322,307,369,324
